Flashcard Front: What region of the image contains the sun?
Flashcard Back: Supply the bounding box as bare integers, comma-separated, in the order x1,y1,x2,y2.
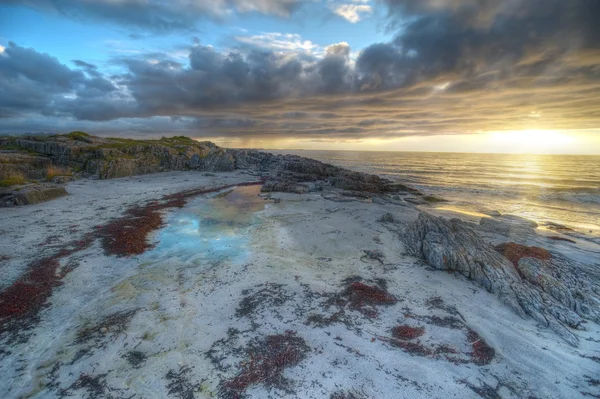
487,130,575,153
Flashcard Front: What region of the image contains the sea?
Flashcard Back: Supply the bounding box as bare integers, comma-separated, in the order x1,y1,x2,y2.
273,150,600,237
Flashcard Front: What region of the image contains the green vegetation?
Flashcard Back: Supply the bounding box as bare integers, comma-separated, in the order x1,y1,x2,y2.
0,144,20,151
0,173,26,187
66,131,92,141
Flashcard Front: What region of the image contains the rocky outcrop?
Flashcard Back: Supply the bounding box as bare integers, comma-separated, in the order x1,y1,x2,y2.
2,134,231,179
1,133,417,197
230,150,409,194
0,152,52,180
402,212,600,346
260,180,309,194
0,184,67,206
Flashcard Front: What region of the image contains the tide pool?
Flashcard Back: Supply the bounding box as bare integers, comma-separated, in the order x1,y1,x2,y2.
143,185,267,267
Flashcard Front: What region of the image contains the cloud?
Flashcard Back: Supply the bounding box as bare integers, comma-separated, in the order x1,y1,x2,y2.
1,0,600,142
5,0,307,32
332,4,373,23
234,32,319,54
0,42,129,120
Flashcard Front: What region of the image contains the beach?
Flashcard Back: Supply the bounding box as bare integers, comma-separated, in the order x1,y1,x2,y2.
1,170,598,398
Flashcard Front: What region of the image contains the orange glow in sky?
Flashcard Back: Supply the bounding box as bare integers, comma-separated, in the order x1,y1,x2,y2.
209,129,600,154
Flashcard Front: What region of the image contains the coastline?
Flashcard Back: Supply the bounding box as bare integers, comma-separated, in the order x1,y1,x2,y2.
0,169,598,398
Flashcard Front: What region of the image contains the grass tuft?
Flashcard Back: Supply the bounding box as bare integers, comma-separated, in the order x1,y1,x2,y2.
46,166,73,181
66,131,91,140
0,172,26,187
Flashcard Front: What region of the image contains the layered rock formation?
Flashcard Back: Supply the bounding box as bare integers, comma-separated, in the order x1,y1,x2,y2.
1,133,229,179
0,152,52,181
402,212,600,346
0,132,411,206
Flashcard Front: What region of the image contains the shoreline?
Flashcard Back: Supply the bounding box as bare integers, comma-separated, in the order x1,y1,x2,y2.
0,169,599,398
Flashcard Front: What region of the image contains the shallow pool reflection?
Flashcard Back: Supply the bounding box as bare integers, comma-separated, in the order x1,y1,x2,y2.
145,185,266,265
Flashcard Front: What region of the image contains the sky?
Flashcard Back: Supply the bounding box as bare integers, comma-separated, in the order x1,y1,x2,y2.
1,0,600,154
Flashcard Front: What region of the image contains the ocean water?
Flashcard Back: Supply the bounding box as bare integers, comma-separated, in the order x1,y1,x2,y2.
275,150,600,236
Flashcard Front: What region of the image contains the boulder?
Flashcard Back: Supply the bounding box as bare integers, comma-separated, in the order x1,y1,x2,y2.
0,184,67,207
402,212,600,346
261,180,309,194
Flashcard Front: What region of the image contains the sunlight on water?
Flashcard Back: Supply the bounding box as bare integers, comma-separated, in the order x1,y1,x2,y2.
275,150,600,236
144,185,266,266
435,207,492,219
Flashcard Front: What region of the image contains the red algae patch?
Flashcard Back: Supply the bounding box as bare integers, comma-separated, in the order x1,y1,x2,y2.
219,331,310,398
0,257,61,322
385,303,495,366
341,282,397,318
97,181,262,257
0,233,95,341
0,182,261,341
467,329,495,366
494,242,551,268
314,278,398,324
391,325,425,340
96,202,165,257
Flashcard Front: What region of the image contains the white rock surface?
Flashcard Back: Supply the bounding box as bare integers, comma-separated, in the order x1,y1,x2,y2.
0,172,598,399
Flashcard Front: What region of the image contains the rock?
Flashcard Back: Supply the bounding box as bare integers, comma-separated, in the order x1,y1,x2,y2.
485,210,502,217
2,133,424,200
388,183,421,194
404,197,429,205
261,180,309,194
377,212,395,223
361,249,385,264
543,222,575,232
0,152,54,181
51,175,74,184
494,242,551,268
321,193,359,202
371,196,389,205
547,236,576,244
422,195,447,203
0,183,67,207
403,212,521,292
402,212,600,346
340,190,372,199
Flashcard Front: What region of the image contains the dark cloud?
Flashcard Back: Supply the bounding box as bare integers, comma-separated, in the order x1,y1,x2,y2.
6,0,306,32
0,42,126,120
1,0,600,140
118,43,356,115
383,0,600,79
